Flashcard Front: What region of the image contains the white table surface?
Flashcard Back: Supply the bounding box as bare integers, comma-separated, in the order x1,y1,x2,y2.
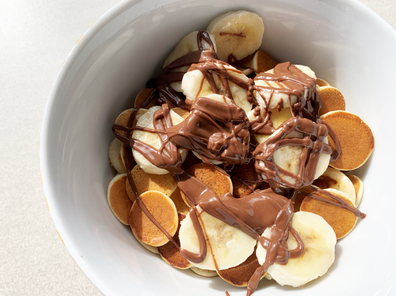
0,0,395,295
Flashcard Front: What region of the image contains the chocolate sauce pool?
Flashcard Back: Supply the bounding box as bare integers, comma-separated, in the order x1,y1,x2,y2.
111,30,365,295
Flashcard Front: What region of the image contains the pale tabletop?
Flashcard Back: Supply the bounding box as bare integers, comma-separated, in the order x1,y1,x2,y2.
0,0,395,295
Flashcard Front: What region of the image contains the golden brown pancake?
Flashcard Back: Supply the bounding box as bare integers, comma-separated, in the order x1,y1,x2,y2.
316,78,331,87
129,190,178,247
169,187,190,214
231,162,260,198
253,50,278,73
107,174,133,225
182,163,233,200
232,179,253,198
158,214,191,269
131,226,159,254
318,86,346,116
217,252,262,287
125,165,177,202
114,108,147,136
321,111,374,171
134,88,157,109
300,188,357,239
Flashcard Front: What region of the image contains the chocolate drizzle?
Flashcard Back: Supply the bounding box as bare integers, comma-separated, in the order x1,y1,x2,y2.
167,97,250,166
253,117,333,189
254,62,321,121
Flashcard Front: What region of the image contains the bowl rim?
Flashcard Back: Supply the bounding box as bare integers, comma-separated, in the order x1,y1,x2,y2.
40,0,396,295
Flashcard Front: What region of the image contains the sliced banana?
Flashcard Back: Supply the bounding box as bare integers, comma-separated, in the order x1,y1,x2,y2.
313,167,356,205
346,174,364,207
163,31,217,92
188,94,243,165
206,10,264,62
179,207,257,271
109,138,126,173
256,211,336,287
181,62,252,113
247,105,293,144
132,106,187,175
190,267,218,277
270,135,330,187
254,64,317,110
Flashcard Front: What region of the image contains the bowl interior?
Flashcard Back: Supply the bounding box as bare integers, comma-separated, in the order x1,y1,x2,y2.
41,0,396,295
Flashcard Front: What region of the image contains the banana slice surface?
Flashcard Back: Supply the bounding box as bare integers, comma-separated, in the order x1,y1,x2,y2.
132,106,187,175
256,211,336,287
179,207,256,271
207,10,264,62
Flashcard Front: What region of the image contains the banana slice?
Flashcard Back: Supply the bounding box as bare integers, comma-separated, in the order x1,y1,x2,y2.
347,174,364,207
179,207,257,271
163,31,217,92
254,116,332,189
256,211,336,287
206,10,264,62
254,64,317,110
190,267,218,278
132,106,187,175
108,138,126,173
313,167,356,204
181,63,252,113
272,136,330,187
247,105,293,144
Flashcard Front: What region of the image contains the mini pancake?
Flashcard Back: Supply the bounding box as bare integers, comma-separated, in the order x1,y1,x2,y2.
316,78,331,87
131,225,159,254
317,86,346,116
232,179,253,198
114,108,148,136
129,190,178,247
169,187,190,214
231,162,260,198
252,50,278,73
133,88,157,109
217,252,262,287
125,165,177,203
321,111,374,171
108,138,126,173
181,163,233,202
347,175,364,207
107,173,133,225
190,267,218,278
231,162,260,184
158,213,191,269
171,107,190,119
300,188,357,239
313,166,356,204
230,53,254,76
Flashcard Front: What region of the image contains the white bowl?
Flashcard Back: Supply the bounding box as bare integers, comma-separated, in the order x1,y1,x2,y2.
40,0,396,295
